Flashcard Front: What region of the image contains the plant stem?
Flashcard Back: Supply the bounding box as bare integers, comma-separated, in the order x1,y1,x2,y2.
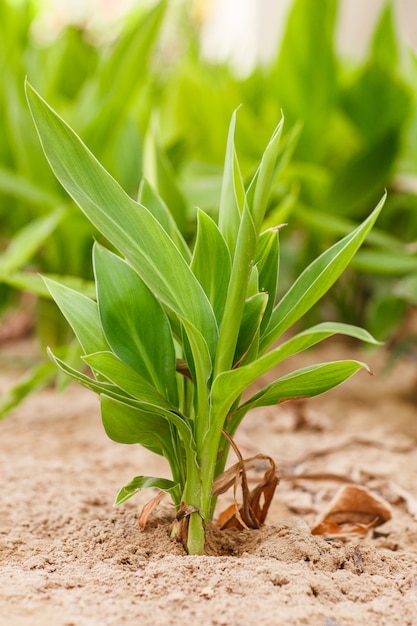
186,511,205,555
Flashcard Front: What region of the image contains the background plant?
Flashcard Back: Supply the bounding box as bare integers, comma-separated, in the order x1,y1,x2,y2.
0,0,170,415
26,80,383,554
156,0,417,339
2,0,416,416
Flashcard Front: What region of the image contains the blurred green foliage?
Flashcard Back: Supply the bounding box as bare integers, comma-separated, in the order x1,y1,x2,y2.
1,0,417,414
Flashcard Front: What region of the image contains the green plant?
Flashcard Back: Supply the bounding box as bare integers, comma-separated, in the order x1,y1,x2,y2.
0,0,168,308
158,0,415,337
0,0,169,416
26,81,384,555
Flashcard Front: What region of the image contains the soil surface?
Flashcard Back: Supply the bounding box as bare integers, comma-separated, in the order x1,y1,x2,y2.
1,339,417,626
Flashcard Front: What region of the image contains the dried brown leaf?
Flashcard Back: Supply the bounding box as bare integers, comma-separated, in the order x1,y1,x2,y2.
311,484,392,538
311,519,379,538
214,432,279,530
138,491,166,531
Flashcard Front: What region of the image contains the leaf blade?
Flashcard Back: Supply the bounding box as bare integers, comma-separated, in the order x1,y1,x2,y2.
26,81,218,360
260,195,385,351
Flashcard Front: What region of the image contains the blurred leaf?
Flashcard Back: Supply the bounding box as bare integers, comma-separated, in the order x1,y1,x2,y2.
352,250,417,275
2,272,95,299
366,294,407,341
324,129,400,217
80,0,167,150
270,0,337,159
0,207,67,274
0,360,56,420
143,125,188,233
0,167,62,208
394,274,417,305
370,1,398,69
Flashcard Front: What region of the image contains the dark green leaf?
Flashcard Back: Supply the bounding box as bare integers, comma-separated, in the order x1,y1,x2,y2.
100,394,173,455
93,243,178,402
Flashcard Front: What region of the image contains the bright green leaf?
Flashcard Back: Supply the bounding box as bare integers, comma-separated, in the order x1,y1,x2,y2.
26,81,218,361
260,195,385,351
212,321,380,424
240,360,369,412
44,277,109,355
191,210,231,323
115,474,181,506
233,293,267,366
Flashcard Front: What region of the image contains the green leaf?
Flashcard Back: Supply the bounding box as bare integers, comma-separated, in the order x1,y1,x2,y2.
115,474,181,506
191,210,231,323
49,350,196,453
212,321,380,424
217,109,245,256
239,360,369,412
100,394,173,455
233,293,268,366
370,2,399,70
0,207,67,274
93,243,178,402
82,351,175,411
270,0,337,159
26,81,218,360
138,178,190,261
43,277,109,355
256,228,280,332
214,205,257,375
352,250,417,275
246,117,284,231
260,195,385,351
143,124,188,233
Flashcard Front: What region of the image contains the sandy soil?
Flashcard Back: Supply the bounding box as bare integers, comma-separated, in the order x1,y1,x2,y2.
1,339,417,626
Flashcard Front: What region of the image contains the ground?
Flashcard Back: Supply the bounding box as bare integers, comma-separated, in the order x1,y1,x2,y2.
1,338,417,626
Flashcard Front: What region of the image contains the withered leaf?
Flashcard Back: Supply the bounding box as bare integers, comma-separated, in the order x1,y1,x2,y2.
213,437,280,530
138,490,166,530
311,484,392,538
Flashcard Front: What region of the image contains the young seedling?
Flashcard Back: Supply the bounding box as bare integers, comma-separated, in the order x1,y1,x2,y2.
26,80,384,555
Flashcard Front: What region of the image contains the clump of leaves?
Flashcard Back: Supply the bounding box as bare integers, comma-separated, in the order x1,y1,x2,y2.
26,81,384,555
